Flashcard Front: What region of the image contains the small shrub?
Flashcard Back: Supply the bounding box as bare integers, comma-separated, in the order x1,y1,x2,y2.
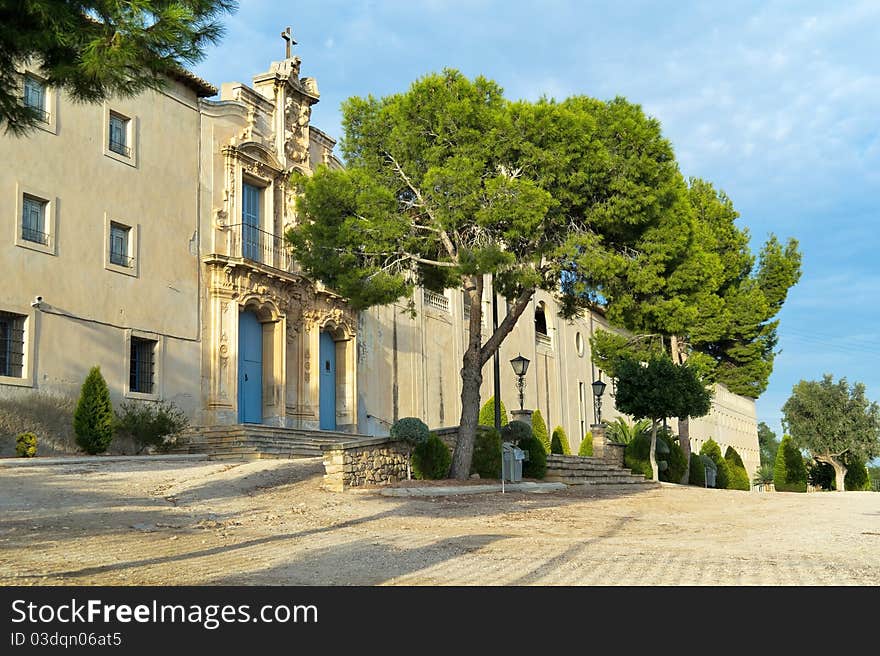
688,452,705,486
73,366,114,455
115,400,189,454
471,427,502,479
624,433,652,479
773,434,806,492
518,436,547,479
390,417,430,447
550,432,563,454
412,434,452,480
532,410,550,453
500,420,532,444
752,462,775,487
478,397,509,427
663,434,687,484
578,432,593,456
551,426,570,455
15,431,37,458
700,439,730,489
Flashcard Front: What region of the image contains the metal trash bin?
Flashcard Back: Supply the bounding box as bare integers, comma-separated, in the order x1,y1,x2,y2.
502,442,525,482
705,465,716,488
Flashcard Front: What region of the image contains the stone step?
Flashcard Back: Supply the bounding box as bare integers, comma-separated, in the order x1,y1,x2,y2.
544,462,627,472
544,473,656,486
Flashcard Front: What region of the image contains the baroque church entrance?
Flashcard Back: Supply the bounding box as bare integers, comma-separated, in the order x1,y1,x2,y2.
238,310,263,423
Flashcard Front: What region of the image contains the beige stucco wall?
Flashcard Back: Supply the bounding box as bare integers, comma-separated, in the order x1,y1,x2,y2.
0,74,202,417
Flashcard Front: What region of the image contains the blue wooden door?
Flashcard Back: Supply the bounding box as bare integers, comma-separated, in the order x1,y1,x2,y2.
238,310,263,424
319,331,336,430
242,182,261,262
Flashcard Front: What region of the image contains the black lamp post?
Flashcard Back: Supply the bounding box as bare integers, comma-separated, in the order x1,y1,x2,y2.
510,354,530,410
592,378,607,425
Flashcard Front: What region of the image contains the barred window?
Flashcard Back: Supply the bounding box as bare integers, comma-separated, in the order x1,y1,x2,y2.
109,222,131,267
109,112,130,157
130,337,156,394
21,195,48,245
0,312,26,378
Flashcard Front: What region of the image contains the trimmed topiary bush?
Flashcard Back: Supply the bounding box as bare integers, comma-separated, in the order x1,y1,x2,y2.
700,439,730,489
412,433,452,480
15,431,37,458
845,456,870,491
390,417,430,446
724,446,751,491
550,431,563,454
532,409,550,453
688,452,705,486
551,426,570,455
478,397,509,427
774,434,806,492
471,427,502,479
578,432,593,456
73,366,114,455
518,435,547,479
500,420,532,444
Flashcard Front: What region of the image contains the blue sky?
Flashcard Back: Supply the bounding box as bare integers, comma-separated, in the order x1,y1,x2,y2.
194,1,880,444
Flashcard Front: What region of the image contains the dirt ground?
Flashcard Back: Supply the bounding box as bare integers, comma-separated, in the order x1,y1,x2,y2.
0,457,878,586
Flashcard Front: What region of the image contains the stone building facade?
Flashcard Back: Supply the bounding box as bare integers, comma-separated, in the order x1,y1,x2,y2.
0,51,760,478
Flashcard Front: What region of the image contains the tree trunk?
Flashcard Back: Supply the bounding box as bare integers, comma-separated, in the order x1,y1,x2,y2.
678,416,690,484
815,454,847,492
449,277,536,480
649,418,659,482
450,276,485,480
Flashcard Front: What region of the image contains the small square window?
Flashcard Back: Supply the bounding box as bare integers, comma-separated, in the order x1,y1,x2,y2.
0,311,26,378
21,194,48,245
23,75,49,123
130,337,156,394
109,222,132,267
109,112,131,157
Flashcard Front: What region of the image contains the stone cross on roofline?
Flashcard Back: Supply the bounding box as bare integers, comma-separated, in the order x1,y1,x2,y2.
281,26,297,59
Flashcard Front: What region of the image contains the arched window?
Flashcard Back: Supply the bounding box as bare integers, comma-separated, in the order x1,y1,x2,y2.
535,302,548,336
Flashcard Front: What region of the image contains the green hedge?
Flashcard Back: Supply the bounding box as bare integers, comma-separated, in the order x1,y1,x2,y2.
578,432,593,456
624,429,686,483
724,446,751,491
773,435,807,492
412,434,452,480
688,452,705,486
471,427,502,479
500,420,532,444
479,397,509,428
700,439,730,489
532,410,550,454
518,436,547,479
845,457,870,491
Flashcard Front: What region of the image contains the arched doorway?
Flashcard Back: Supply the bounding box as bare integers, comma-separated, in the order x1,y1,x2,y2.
319,330,336,430
238,310,263,423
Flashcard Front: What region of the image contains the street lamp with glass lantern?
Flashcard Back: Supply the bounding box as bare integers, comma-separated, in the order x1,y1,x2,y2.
510,354,530,410
592,378,607,425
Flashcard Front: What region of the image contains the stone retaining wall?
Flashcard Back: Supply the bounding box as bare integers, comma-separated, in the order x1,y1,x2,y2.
321,437,411,492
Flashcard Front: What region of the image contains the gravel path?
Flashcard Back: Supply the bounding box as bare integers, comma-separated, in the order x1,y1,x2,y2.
0,458,878,586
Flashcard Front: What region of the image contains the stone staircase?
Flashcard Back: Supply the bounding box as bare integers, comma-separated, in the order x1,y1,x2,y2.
172,424,373,461
544,454,659,487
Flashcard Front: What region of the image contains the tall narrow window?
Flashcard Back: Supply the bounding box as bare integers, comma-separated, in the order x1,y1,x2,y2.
109,112,130,157
23,75,48,123
130,337,156,394
578,381,586,440
21,195,48,245
0,312,26,378
242,182,262,262
109,222,131,267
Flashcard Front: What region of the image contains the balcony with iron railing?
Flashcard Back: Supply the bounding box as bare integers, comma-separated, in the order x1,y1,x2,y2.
21,226,49,246
109,139,131,158
227,223,292,273
423,289,450,313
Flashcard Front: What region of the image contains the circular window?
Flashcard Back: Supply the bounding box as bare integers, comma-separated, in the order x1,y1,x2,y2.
575,332,584,357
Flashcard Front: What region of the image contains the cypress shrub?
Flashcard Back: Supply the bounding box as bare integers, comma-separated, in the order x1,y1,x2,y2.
551,426,570,455
15,431,37,458
724,446,751,491
578,432,593,456
532,409,550,453
845,457,870,491
518,436,547,479
73,366,114,455
478,397,509,427
471,427,502,479
773,434,806,492
688,452,705,486
412,434,452,480
700,439,730,489
663,434,687,484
